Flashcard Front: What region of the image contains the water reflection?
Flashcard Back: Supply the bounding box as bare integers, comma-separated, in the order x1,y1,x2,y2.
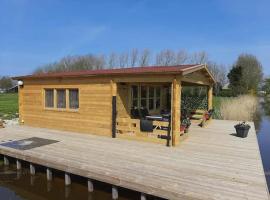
0,161,161,200
256,97,270,190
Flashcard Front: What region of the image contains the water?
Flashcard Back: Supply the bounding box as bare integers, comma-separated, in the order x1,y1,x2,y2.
256,98,270,190
0,159,161,200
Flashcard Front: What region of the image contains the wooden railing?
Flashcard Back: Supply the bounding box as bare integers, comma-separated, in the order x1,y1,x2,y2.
116,118,169,138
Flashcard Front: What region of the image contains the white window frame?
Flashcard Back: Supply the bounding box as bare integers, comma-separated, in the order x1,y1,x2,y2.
131,85,162,112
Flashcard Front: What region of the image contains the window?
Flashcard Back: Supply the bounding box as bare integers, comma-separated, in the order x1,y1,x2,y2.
131,86,139,108
57,89,66,108
149,87,155,110
140,86,147,108
131,85,162,111
69,89,79,109
45,89,54,108
155,87,161,109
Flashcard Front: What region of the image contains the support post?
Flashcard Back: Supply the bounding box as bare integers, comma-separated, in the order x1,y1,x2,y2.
208,85,213,110
87,179,94,192
18,83,24,125
111,80,117,138
112,186,118,199
16,160,21,170
4,156,9,166
3,156,9,166
141,193,147,200
47,168,52,181
30,163,35,175
65,173,71,186
171,77,181,146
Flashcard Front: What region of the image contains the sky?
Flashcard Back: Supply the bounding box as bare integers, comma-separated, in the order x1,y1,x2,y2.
0,0,269,76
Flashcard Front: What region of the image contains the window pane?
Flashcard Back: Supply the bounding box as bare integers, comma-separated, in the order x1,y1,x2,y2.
132,99,138,108
156,98,160,109
141,99,147,108
149,87,154,98
45,89,54,108
57,89,66,108
132,86,138,98
149,98,154,110
141,86,147,98
69,89,79,109
156,87,161,98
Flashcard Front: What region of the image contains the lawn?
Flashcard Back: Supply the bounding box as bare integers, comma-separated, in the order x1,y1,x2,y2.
0,93,18,119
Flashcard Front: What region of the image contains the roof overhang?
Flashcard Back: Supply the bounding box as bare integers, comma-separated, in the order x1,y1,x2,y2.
12,64,216,83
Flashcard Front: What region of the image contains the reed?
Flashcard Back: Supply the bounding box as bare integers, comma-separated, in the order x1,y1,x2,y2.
219,95,258,121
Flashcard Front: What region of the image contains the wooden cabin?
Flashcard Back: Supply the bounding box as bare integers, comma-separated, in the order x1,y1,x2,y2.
13,64,215,146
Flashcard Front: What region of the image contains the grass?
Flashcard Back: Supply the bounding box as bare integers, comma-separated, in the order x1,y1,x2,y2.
213,95,258,121
0,93,18,120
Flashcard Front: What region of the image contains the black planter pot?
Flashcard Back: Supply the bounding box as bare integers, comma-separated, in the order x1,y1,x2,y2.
235,126,250,138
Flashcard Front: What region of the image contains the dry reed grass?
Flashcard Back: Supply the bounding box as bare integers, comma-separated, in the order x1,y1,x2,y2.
219,95,258,121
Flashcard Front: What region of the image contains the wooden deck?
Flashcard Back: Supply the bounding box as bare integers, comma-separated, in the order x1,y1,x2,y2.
0,120,268,200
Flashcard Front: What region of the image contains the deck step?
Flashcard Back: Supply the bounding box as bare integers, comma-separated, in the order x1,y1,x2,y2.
194,109,206,114
191,114,203,120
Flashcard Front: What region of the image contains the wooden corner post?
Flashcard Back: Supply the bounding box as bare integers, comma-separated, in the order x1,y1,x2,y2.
18,83,24,125
111,80,117,138
208,85,213,110
172,77,181,146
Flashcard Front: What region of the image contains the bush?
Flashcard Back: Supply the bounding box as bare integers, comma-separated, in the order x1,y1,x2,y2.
218,89,235,97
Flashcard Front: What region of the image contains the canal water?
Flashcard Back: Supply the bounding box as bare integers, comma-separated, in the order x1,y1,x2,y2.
0,159,161,200
256,97,270,190
0,98,270,199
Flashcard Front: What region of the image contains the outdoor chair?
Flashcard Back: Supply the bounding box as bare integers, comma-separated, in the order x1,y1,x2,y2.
140,119,153,132
131,107,141,119
140,107,150,119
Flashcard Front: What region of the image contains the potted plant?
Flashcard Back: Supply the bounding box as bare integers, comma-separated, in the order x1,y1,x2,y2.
234,122,251,138
181,118,191,133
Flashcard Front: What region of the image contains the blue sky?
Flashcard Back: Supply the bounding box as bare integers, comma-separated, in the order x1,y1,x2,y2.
0,0,269,76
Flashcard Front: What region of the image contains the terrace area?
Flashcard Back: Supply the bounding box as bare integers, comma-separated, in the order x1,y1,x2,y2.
0,120,268,199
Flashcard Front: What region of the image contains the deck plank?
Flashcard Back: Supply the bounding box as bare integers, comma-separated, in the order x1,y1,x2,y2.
0,120,268,200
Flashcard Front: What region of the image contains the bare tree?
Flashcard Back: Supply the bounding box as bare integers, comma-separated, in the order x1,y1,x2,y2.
130,48,138,67
119,52,129,68
156,49,176,66
175,50,188,64
108,53,118,68
207,61,227,86
139,49,151,66
189,51,209,64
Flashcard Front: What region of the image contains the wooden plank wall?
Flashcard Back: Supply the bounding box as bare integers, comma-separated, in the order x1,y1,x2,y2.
21,77,112,136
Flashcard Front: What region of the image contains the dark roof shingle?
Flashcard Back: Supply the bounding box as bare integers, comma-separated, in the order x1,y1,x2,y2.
13,64,204,79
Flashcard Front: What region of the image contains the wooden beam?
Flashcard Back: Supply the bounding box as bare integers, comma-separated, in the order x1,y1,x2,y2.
171,77,181,146
208,85,213,110
18,85,24,124
111,80,117,138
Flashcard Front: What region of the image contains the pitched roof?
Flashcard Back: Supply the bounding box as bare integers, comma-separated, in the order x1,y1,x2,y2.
13,64,209,80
